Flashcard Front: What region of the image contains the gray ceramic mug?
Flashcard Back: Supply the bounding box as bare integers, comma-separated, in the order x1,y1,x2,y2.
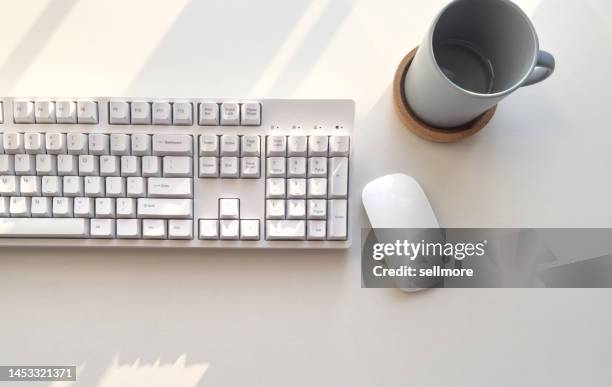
404,0,555,129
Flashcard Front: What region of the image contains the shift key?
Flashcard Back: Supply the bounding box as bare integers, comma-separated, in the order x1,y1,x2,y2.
138,198,193,219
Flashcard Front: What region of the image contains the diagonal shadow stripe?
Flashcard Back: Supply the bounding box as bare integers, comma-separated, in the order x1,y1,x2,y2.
0,0,77,93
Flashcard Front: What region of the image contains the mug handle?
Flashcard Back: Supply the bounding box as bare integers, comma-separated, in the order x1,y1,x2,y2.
522,50,556,87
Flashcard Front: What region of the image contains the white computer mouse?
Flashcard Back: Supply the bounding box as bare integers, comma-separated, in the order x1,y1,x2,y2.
362,174,439,229
362,174,441,292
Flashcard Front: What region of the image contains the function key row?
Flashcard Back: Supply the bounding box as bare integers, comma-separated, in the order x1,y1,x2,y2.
109,101,261,126
13,100,98,124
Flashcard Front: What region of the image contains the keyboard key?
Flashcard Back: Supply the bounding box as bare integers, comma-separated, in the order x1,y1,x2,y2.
13,100,34,123
74,197,94,217
307,220,327,240
14,154,35,175
105,176,125,197
220,219,239,240
10,197,31,217
131,101,151,124
121,155,141,177
34,101,56,123
267,136,286,156
220,103,240,126
240,157,260,178
3,133,24,154
240,219,260,240
307,199,326,219
220,135,239,156
152,102,172,125
266,199,285,219
67,133,88,155
0,218,89,238
137,198,192,219
143,219,167,239
110,134,131,156
45,133,66,155
199,135,219,156
219,198,239,219
142,156,161,177
287,136,307,156
199,157,218,177
241,135,260,156
109,101,130,124
132,134,152,156
57,155,78,175
0,197,8,216
95,198,116,218
24,133,46,154
117,219,141,239
77,100,98,123
198,102,219,125
84,176,105,197
220,157,239,178
329,135,350,156
0,176,19,196
152,134,193,156
266,178,285,198
20,176,41,196
288,157,306,178
287,199,306,219
172,101,193,125
127,176,146,197
116,198,136,218
328,157,349,199
56,100,77,124
79,155,99,176
308,135,328,156
53,197,73,217
63,176,83,197
42,176,62,196
148,177,192,198
199,219,218,240
308,157,327,177
35,154,56,175
307,178,327,198
266,157,285,178
0,155,13,174
327,199,348,240
240,102,261,126
162,156,192,177
91,219,115,239
100,155,120,177
30,197,52,217
89,134,109,155
287,178,306,199
266,220,306,240
168,219,193,240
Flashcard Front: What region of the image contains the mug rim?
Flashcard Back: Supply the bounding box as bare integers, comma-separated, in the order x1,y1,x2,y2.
428,0,540,99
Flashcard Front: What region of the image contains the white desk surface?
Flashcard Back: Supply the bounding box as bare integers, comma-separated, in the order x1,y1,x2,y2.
1,1,611,386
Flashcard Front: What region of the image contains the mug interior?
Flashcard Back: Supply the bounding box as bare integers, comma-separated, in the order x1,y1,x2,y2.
432,0,537,95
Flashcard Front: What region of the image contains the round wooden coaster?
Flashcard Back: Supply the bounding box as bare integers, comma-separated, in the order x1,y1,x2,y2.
393,47,497,143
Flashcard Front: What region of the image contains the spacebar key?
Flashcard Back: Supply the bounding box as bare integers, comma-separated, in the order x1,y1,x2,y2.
266,220,306,240
0,218,89,238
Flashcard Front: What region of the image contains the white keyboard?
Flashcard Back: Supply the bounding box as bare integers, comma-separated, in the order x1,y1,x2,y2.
0,98,353,249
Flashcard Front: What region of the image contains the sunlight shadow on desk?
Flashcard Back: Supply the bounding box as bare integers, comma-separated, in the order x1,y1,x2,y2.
0,0,77,92
126,0,323,98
